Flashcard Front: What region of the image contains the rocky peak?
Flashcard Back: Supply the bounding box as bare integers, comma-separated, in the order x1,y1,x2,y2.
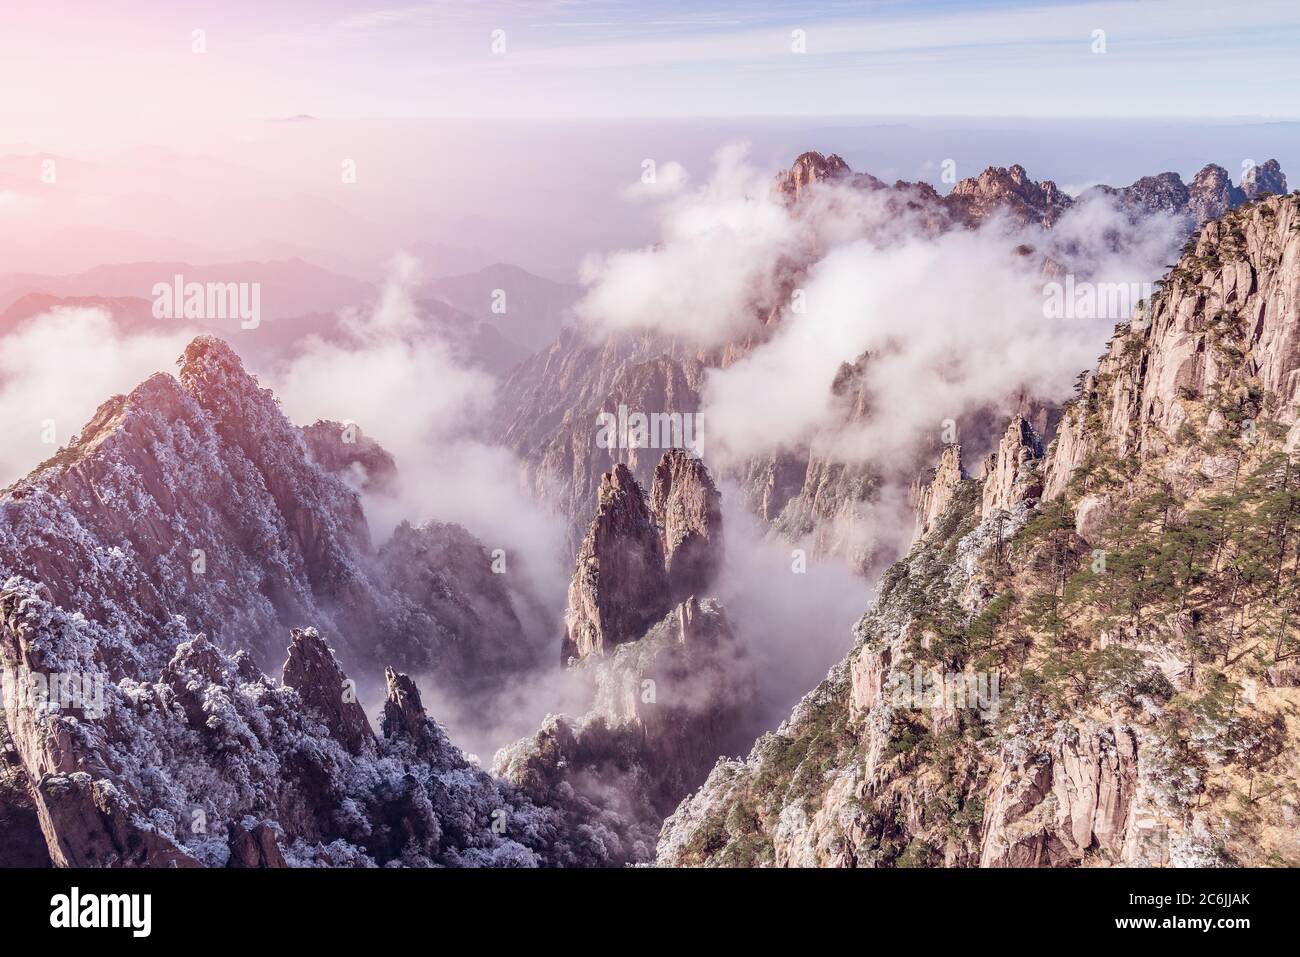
1187,164,1246,224
947,164,1074,227
649,449,723,604
563,464,669,661
378,666,459,767
281,627,375,755
1088,171,1191,217
1242,158,1288,201
1,334,533,694
776,151,851,201
563,453,728,662
1086,161,1287,227
979,415,1044,519
909,445,966,542
227,822,289,868
303,419,398,493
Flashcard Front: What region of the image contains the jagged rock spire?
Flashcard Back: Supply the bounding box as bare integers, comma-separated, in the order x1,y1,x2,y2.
563,452,725,662
910,445,966,543
282,627,374,755
979,415,1044,519
650,449,723,605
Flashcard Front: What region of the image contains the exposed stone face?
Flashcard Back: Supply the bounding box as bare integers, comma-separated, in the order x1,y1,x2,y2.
1241,158,1288,201
1187,164,1246,225
650,450,723,605
980,415,1044,519
227,822,288,868
281,626,375,756
946,164,1073,228
980,722,1139,867
775,151,852,201
1073,493,1113,543
909,445,966,542
380,667,446,759
563,464,669,662
563,451,727,662
1041,401,1091,501
302,419,398,493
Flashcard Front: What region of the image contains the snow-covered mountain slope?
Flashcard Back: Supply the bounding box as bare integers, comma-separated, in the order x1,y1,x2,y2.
0,335,534,684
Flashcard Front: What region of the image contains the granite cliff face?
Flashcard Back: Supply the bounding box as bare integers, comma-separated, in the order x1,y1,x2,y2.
658,192,1300,868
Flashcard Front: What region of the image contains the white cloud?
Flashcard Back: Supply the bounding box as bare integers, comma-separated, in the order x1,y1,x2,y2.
0,307,191,488
620,160,688,200
576,143,1185,563
269,254,570,636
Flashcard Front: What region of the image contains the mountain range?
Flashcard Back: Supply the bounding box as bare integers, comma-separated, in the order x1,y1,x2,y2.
1,151,1297,868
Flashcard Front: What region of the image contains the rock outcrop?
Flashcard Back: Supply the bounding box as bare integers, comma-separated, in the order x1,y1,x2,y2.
979,721,1139,867
563,464,670,661
1241,158,1288,201
302,419,398,493
281,626,375,755
497,453,751,865
945,164,1073,228
909,445,966,542
978,415,1044,519
775,151,852,202
563,452,723,662
1187,164,1246,225
1080,161,1285,229
650,450,724,605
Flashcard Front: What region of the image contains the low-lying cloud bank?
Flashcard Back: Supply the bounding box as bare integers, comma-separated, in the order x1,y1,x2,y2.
0,261,570,664
267,254,570,649
0,306,192,488
578,144,1185,474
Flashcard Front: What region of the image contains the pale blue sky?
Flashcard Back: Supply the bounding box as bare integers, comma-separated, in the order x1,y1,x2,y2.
4,0,1300,141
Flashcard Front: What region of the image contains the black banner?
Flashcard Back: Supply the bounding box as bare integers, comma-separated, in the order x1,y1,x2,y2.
0,866,1283,944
